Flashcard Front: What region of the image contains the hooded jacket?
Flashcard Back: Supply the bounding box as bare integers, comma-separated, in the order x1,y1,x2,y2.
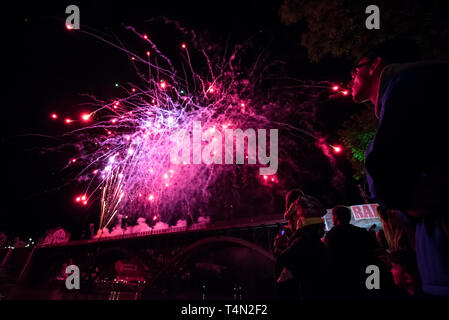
365,61,449,297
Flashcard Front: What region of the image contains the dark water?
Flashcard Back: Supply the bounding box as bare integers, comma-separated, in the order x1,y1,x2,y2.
2,245,278,300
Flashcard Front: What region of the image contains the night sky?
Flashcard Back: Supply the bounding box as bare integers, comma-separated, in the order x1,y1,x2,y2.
2,1,358,239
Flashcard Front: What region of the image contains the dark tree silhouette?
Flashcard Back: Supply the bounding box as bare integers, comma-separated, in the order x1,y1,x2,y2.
280,0,449,62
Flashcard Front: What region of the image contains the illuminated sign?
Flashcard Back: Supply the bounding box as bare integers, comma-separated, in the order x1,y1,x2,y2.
350,204,379,220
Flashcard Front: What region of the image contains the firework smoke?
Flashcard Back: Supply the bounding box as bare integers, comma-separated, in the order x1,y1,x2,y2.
52,20,345,230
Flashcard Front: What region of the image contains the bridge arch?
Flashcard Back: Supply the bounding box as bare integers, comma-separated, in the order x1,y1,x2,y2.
150,235,275,285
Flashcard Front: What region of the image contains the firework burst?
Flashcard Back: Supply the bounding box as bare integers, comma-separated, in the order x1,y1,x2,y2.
54,21,346,229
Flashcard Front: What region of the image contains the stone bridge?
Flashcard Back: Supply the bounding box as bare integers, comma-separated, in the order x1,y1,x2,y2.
0,215,286,300
0,205,379,300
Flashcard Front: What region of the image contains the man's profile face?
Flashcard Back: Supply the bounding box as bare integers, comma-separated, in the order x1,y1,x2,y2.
349,57,373,103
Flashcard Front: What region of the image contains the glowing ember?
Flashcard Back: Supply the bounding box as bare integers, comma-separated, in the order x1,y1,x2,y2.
332,146,342,153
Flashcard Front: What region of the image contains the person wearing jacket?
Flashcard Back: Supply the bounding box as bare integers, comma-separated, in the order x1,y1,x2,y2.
276,190,333,300
347,38,449,297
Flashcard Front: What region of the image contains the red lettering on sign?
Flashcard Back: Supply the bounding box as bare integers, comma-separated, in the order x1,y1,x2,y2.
362,205,374,218
370,204,379,217
352,206,363,220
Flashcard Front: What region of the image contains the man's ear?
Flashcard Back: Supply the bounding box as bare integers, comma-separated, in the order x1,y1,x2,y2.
369,57,382,75
404,272,413,284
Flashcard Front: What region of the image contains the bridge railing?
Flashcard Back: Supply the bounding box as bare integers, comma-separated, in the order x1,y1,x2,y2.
36,214,285,248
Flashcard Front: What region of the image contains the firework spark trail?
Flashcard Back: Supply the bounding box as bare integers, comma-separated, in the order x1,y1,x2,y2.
100,166,124,229
55,21,347,230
